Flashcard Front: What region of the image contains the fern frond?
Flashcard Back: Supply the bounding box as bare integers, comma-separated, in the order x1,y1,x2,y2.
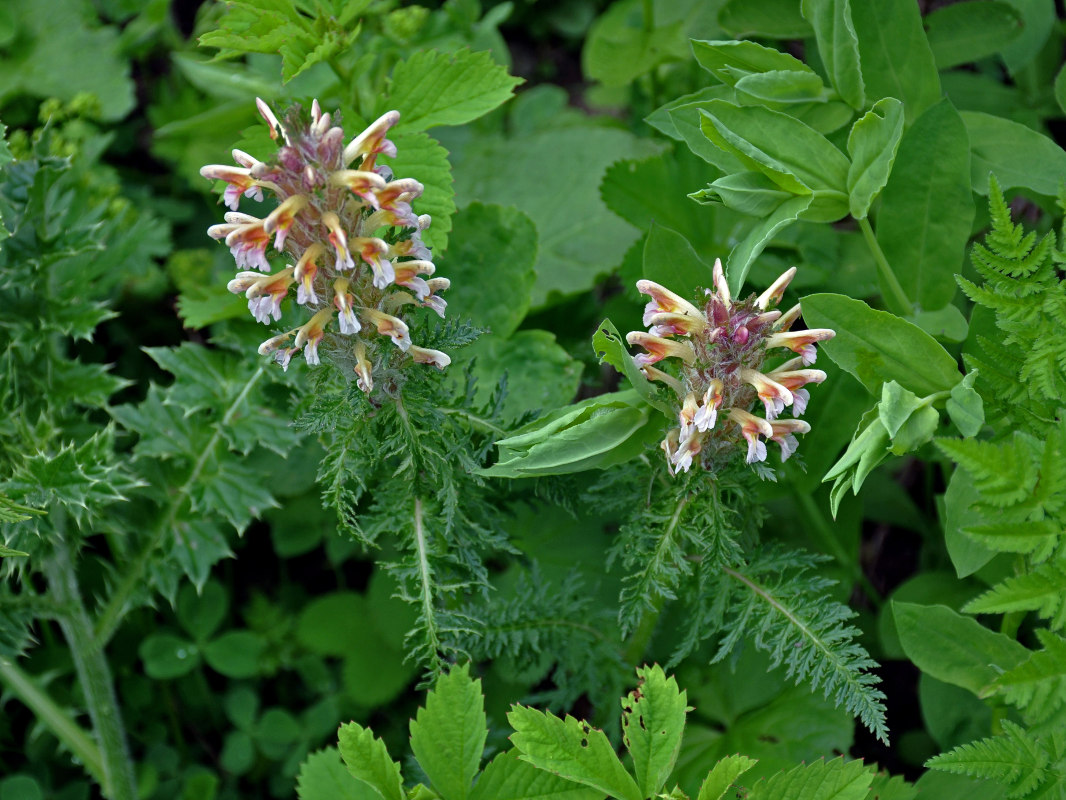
715,549,889,743
926,720,1066,798
936,436,1040,508
992,629,1066,730
965,561,1066,631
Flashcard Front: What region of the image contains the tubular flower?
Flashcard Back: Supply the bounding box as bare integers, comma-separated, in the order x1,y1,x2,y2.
627,259,834,475
202,99,451,388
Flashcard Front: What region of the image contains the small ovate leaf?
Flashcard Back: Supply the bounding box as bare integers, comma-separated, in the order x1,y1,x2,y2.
338,722,404,800
507,705,642,800
621,666,688,797
946,371,985,437
846,97,904,220
691,171,793,218
140,633,201,680
409,663,487,800
203,631,266,679
924,1,1023,70
379,49,522,132
877,381,926,439
697,754,758,800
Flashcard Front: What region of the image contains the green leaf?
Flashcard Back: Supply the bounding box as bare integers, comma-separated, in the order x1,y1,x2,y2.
726,194,812,294
622,666,689,798
642,223,713,299
892,602,1029,694
697,755,758,800
176,580,227,641
0,493,45,524
410,664,487,800
924,1,1023,69
140,633,201,680
338,722,404,800
592,318,672,414
692,171,793,218
990,628,1066,724
998,0,1056,75
435,203,537,339
380,49,522,132
1055,63,1066,116
905,305,969,344
800,293,962,397
734,70,829,105
659,88,748,172
380,131,454,252
965,562,1066,631
0,544,29,558
298,748,382,800
875,100,973,311
582,0,688,87
748,757,873,800
850,0,941,124
877,381,926,439
718,0,812,39
946,371,984,437
691,40,813,85
960,111,1066,198
801,0,866,109
845,97,904,220
942,467,997,578
470,750,604,800
203,631,266,679
507,706,642,800
824,406,891,517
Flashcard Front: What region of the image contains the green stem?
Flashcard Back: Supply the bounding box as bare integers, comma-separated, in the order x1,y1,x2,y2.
641,0,654,30
438,407,508,436
0,658,105,786
44,536,137,800
94,367,266,645
793,490,881,606
858,217,912,316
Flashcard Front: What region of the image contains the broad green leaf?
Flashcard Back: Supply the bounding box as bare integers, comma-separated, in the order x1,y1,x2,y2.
718,0,812,39
507,706,642,800
692,171,792,218
889,404,938,456
892,602,1028,694
642,223,713,299
905,305,969,343
203,631,266,679
800,293,962,397
998,0,1055,75
592,318,673,414
622,666,689,798
410,664,487,800
946,371,984,437
470,750,603,800
379,49,522,132
877,381,927,439
801,0,866,109
582,0,688,87
698,101,850,196
298,748,382,800
176,581,227,641
875,100,973,312
734,70,828,105
172,53,280,101
845,97,904,219
697,755,758,800
658,89,747,172
297,592,375,656
747,757,873,800
691,40,813,85
924,1,1023,70
338,722,404,800
380,131,454,252
435,203,537,339
1056,63,1066,116
960,111,1066,197
726,195,812,294
140,633,201,679
850,0,941,124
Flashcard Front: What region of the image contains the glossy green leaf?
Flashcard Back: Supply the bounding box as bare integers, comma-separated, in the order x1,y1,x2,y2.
508,706,642,800
410,664,487,800
892,602,1028,694
850,0,941,124
734,70,828,105
876,100,973,311
961,111,1066,197
718,0,812,39
924,1,1023,69
338,722,404,800
801,0,865,109
140,633,201,680
622,666,688,797
691,40,812,85
946,371,984,437
845,97,903,219
642,222,714,299
697,755,758,800
470,750,603,800
379,49,522,132
801,293,962,397
726,195,812,295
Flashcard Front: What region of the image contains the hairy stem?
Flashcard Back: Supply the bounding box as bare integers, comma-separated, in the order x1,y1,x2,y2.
95,367,266,644
0,657,105,786
858,217,913,316
44,536,137,800
413,495,443,671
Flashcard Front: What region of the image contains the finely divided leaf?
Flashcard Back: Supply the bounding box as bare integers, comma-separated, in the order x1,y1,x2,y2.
507,706,642,800
338,722,404,800
381,49,522,132
621,665,689,797
409,663,488,800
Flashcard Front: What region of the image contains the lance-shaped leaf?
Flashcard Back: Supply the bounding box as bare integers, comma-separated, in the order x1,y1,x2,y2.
801,0,865,109
508,706,642,800
961,111,1066,198
725,194,812,295
642,222,714,300
691,39,813,84
924,1,1023,70
846,97,903,219
410,664,487,800
691,171,793,218
621,666,689,797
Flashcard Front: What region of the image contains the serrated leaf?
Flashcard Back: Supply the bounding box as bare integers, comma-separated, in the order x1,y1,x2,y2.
470,750,603,800
990,628,1066,725
338,722,404,800
747,757,873,800
380,131,454,253
410,664,487,800
697,754,758,800
298,748,382,800
0,493,45,524
507,706,642,800
964,562,1066,630
380,49,521,132
621,665,688,798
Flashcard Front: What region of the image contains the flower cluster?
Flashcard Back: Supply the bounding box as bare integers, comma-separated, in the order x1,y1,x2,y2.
201,98,450,392
627,261,834,475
